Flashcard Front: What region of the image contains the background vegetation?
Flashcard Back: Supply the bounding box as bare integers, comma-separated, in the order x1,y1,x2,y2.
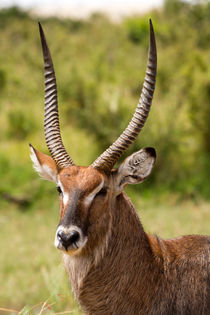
0,0,209,313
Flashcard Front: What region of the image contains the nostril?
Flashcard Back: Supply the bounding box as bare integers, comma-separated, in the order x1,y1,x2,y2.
57,231,66,242
57,230,80,248
68,230,80,244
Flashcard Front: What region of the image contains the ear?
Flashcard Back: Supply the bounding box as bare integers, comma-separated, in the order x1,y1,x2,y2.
29,144,58,182
113,147,156,193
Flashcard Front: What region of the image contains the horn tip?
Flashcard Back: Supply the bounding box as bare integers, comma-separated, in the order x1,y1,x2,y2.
38,21,43,34
149,18,157,59
149,18,155,37
38,21,51,61
38,21,45,42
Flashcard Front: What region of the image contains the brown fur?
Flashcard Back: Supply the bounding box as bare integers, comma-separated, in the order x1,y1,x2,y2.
31,150,210,314
58,168,210,315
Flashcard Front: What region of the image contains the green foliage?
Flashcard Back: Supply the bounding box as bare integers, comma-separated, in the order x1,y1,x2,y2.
125,16,149,44
164,0,188,15
0,2,210,202
0,68,6,91
0,6,28,23
7,109,37,139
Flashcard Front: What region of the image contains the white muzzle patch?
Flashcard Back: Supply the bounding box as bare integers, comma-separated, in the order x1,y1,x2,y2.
54,225,87,254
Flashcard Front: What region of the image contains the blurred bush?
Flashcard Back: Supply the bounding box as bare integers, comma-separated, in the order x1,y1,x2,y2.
0,69,6,91
0,0,210,206
124,16,149,45
7,109,37,139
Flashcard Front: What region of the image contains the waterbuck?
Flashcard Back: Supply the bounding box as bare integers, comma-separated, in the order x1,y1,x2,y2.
30,20,210,314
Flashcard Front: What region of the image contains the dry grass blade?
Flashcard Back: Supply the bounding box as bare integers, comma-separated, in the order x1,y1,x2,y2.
18,305,26,315
0,300,70,315
0,307,18,313
27,300,55,313
38,299,49,315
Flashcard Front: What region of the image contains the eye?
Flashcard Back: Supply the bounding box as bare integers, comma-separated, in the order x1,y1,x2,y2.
56,186,62,195
95,187,107,198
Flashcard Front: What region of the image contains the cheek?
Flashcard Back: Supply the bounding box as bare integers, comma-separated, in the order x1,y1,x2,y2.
88,199,106,224
87,200,111,248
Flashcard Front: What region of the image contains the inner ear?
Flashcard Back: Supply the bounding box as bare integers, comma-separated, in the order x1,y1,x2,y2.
113,147,156,191
30,144,58,182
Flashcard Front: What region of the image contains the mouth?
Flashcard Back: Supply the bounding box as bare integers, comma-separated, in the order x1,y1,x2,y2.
54,225,87,254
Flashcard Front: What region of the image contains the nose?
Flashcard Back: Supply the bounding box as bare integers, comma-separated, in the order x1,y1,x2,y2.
57,230,80,250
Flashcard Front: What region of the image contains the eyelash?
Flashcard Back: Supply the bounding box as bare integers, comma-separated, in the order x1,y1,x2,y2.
56,186,62,195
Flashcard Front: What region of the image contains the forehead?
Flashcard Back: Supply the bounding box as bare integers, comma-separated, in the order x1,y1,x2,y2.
58,166,105,192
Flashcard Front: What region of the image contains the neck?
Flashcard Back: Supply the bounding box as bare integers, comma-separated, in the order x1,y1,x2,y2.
107,192,153,262
64,192,161,314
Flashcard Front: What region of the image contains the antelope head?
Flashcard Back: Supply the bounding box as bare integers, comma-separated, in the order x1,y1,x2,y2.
30,20,157,256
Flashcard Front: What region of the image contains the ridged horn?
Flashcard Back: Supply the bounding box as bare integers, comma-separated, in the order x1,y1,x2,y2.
92,19,157,173
38,22,74,169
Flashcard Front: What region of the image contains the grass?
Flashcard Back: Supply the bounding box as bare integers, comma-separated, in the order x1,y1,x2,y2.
0,192,209,314
0,200,81,314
